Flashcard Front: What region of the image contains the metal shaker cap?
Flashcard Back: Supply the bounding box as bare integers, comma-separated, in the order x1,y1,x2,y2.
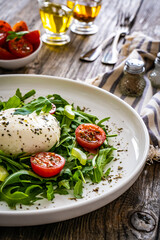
155,52,160,64
124,59,145,74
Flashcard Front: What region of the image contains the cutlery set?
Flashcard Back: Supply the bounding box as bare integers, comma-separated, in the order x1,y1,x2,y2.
80,12,131,65
80,32,116,62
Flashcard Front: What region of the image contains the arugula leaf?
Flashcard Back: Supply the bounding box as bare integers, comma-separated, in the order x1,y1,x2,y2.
0,170,43,208
54,188,68,195
73,179,83,198
14,96,52,115
97,148,115,169
92,164,102,183
0,154,24,171
0,89,36,112
97,117,110,126
58,179,70,189
22,90,36,101
3,95,21,110
92,148,115,183
73,169,86,183
46,182,54,201
47,94,69,107
16,88,36,101
103,168,111,178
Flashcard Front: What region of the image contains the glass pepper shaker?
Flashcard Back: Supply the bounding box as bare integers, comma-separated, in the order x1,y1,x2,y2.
148,52,160,88
119,59,146,97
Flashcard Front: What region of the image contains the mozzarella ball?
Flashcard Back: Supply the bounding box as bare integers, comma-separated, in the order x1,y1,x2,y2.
0,108,60,155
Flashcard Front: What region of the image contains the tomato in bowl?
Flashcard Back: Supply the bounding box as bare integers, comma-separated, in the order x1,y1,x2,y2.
0,40,42,70
0,20,42,70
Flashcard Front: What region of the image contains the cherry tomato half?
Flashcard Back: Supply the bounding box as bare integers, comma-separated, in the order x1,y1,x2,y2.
0,32,7,47
24,30,40,44
8,37,33,58
24,30,40,51
0,20,12,33
12,21,28,32
30,152,65,178
0,47,16,60
49,103,56,115
75,123,106,149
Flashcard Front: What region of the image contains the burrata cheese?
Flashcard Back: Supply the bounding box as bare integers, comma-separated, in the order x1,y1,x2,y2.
0,108,60,155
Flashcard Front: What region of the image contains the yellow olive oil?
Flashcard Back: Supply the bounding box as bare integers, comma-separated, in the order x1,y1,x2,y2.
67,1,101,23
67,0,75,9
39,3,73,34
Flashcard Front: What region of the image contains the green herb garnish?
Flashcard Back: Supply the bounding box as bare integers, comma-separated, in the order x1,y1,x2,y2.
6,31,29,41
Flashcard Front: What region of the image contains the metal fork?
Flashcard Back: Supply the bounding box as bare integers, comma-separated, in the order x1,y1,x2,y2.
101,12,131,65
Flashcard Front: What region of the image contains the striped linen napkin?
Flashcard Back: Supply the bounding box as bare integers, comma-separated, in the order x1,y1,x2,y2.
85,32,160,162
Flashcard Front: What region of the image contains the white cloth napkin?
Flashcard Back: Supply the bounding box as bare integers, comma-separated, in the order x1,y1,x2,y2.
85,32,160,162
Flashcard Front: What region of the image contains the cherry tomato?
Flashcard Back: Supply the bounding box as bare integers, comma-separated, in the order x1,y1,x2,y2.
8,37,33,58
24,30,40,51
30,152,65,178
0,20,12,33
49,104,56,115
0,32,7,47
12,21,28,32
24,30,40,44
0,47,16,60
75,123,106,149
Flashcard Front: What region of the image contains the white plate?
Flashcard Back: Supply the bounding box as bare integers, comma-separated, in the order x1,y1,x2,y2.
0,74,149,226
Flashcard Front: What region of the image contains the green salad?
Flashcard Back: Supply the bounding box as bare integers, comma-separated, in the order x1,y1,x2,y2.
0,89,116,209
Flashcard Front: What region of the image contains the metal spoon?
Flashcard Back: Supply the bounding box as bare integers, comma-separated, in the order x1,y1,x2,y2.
80,32,116,62
101,27,128,65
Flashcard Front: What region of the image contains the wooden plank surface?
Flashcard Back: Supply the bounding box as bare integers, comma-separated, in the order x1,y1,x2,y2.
0,0,160,239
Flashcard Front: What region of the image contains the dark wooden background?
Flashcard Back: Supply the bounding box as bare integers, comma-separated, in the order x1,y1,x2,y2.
0,0,160,239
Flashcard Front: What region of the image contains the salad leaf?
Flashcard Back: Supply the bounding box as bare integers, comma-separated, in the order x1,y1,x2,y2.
3,95,21,110
54,188,68,195
73,179,83,198
47,94,69,107
0,89,36,112
58,179,70,190
73,169,86,183
16,88,36,101
92,148,115,183
14,96,52,115
104,168,111,178
0,170,43,208
46,182,54,201
0,153,24,171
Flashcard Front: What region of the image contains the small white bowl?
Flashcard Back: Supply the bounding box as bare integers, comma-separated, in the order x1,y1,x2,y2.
0,40,42,70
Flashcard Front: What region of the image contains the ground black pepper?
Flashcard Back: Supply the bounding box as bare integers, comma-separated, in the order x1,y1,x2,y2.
119,59,146,97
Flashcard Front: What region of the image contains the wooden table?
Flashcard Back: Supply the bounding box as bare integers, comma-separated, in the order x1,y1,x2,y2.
0,0,160,239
